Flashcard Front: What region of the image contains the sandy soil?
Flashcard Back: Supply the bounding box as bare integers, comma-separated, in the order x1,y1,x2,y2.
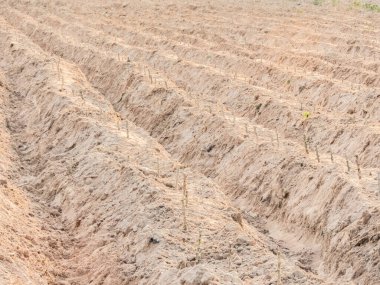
0,0,379,284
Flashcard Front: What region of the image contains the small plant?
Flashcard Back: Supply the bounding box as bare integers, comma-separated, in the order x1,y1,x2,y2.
313,0,324,6
363,2,380,12
302,111,310,119
352,0,362,9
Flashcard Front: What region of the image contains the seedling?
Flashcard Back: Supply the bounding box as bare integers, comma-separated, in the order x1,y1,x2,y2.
302,111,310,119
364,3,380,12
313,0,324,6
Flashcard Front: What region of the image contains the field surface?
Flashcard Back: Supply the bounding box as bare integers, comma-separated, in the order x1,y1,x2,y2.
0,0,379,284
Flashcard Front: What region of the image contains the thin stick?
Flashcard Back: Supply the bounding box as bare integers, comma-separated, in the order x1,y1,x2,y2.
346,156,350,172
157,158,160,177
183,174,188,207
355,155,361,180
315,145,320,163
182,199,187,231
196,231,202,264
303,134,309,154
57,57,60,75
126,121,130,139
277,251,282,285
175,166,179,191
329,148,334,162
228,242,232,270
275,128,279,148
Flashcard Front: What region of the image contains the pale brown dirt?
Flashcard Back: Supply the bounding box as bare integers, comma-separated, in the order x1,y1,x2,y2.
0,0,379,284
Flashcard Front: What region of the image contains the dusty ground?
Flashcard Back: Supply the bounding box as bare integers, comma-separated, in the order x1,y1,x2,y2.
0,0,379,284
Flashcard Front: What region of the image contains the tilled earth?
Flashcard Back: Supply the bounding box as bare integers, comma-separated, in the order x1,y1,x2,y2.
0,0,379,284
